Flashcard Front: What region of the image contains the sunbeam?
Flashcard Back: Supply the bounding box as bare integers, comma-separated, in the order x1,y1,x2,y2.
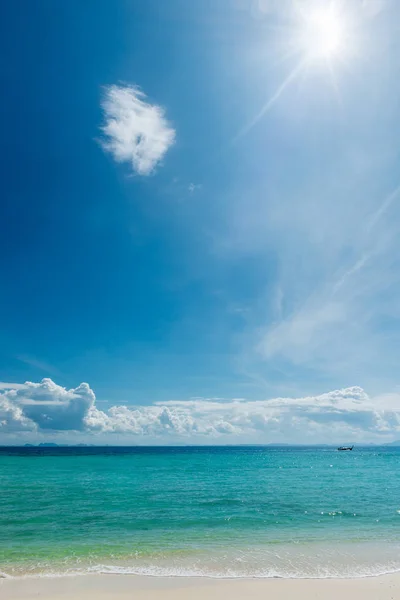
233,60,305,143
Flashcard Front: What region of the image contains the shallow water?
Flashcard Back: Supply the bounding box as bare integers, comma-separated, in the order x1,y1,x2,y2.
1,446,400,578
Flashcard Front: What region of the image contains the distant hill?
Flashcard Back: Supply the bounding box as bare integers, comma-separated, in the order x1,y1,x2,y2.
22,443,92,448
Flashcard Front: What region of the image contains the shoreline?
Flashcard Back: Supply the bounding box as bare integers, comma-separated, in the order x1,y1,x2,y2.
2,573,400,600
3,566,400,581
3,541,400,581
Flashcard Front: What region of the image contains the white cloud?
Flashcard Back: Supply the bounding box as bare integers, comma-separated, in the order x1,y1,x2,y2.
100,84,175,176
1,379,400,444
188,183,202,194
0,379,95,433
260,300,347,364
254,179,400,379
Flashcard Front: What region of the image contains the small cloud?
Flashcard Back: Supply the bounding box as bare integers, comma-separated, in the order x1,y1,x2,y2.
188,183,202,194
100,84,175,176
228,304,250,316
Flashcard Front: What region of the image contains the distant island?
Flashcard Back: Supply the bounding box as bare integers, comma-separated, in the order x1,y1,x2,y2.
23,443,92,448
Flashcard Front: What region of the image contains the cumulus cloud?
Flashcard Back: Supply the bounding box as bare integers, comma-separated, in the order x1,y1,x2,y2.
0,379,95,433
100,84,175,175
1,379,400,443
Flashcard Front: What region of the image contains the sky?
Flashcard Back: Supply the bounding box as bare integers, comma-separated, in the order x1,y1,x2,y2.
1,0,400,444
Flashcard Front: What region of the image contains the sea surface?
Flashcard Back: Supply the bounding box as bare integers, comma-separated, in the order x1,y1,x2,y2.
1,445,400,579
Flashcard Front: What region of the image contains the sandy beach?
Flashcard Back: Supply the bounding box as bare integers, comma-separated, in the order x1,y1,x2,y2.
2,574,400,600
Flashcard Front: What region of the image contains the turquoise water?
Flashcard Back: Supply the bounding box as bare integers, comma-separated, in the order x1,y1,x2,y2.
1,446,400,579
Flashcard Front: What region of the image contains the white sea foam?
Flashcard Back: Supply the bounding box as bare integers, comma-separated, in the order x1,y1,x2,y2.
87,563,400,580
3,543,400,581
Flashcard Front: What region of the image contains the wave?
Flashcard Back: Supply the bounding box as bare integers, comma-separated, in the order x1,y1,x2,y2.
3,564,400,581
87,563,400,580
3,542,400,581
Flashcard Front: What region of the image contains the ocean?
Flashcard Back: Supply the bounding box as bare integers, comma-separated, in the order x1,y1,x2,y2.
1,446,400,579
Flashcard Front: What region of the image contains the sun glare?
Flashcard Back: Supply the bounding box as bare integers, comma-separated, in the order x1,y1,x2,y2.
300,6,347,62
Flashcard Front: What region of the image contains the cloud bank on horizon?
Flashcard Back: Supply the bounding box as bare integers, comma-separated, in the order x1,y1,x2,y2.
100,84,175,176
1,378,399,444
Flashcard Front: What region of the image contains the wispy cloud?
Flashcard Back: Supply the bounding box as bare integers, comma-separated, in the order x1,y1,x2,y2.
188,183,202,194
100,84,175,176
215,132,400,390
256,188,400,382
1,379,400,443
16,354,60,375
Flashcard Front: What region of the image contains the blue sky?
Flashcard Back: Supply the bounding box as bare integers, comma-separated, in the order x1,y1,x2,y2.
1,0,400,443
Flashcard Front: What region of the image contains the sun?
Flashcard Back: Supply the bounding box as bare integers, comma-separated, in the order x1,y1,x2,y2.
307,9,343,57
299,5,347,62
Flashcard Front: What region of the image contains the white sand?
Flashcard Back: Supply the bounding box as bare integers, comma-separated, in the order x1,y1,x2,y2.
2,573,400,600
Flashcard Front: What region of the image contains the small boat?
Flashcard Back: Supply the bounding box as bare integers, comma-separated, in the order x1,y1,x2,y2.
337,445,354,451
